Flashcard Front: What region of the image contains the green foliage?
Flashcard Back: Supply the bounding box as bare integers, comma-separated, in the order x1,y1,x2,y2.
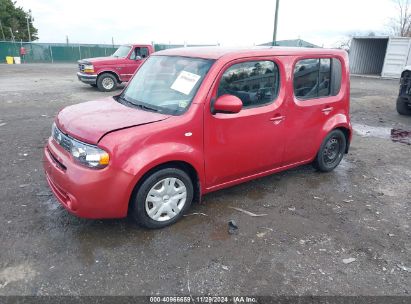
0,0,38,41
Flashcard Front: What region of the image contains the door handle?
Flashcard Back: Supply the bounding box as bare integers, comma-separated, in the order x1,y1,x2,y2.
270,115,285,125
321,106,333,114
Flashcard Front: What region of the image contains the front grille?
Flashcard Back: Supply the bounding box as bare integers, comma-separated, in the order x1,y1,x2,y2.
47,148,67,171
52,125,72,153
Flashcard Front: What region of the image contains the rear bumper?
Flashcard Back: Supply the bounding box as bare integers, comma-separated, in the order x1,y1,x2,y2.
43,138,134,219
77,72,97,84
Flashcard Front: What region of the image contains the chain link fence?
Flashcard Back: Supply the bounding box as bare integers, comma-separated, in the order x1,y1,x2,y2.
0,41,217,63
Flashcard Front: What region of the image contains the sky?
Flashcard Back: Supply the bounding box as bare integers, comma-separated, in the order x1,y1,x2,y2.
16,0,397,47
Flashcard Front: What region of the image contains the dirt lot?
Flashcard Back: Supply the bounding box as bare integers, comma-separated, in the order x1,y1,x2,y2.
0,64,410,296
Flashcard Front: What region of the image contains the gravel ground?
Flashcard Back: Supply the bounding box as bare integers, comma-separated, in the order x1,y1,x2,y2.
0,64,410,296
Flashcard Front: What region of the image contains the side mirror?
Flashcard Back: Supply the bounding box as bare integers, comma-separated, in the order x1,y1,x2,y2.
212,94,242,114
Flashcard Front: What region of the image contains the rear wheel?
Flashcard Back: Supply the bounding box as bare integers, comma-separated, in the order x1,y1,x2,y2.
396,97,411,115
131,168,193,229
313,129,346,172
97,73,117,92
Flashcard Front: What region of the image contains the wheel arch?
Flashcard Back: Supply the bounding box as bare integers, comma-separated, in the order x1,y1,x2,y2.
97,70,121,83
127,160,201,215
322,113,352,154
335,126,351,153
400,68,411,78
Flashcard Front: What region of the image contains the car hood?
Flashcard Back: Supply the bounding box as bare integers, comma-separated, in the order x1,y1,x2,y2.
56,97,170,144
78,57,123,65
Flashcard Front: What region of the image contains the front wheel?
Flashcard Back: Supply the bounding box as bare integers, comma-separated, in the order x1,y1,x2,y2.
313,129,346,172
96,73,117,92
131,168,193,229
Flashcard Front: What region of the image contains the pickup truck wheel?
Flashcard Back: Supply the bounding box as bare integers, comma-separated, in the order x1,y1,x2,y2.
131,168,193,229
396,97,411,115
313,129,346,172
97,73,117,92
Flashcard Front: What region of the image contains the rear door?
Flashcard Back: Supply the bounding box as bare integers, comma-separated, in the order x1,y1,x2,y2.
204,57,287,188
283,56,343,165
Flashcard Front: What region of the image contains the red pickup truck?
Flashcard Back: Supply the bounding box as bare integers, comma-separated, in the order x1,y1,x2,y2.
77,44,154,92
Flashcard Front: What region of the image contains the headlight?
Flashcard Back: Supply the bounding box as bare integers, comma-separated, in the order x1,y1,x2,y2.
83,64,94,73
70,139,110,169
51,123,109,169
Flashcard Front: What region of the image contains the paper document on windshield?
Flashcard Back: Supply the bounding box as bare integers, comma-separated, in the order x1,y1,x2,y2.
171,71,201,95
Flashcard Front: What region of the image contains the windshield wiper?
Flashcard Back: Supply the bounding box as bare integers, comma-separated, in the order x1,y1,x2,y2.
118,95,159,112
134,103,159,112
117,95,130,105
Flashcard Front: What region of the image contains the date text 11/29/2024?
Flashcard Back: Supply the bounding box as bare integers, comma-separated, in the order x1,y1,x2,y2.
149,296,257,303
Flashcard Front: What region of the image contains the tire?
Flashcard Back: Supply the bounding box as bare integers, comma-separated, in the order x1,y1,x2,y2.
131,168,193,229
313,129,346,172
90,84,97,88
96,73,117,92
396,97,411,115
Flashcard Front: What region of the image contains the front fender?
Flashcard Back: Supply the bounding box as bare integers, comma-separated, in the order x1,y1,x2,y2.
122,142,204,198
96,68,121,82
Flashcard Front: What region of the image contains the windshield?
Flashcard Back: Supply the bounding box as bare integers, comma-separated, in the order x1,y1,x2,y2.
111,45,131,58
120,56,214,115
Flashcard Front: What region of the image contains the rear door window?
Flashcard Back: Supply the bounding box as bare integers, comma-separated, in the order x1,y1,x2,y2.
294,58,341,99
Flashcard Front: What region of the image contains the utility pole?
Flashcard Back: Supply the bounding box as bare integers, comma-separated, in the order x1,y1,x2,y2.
25,10,32,42
0,20,5,41
272,0,280,46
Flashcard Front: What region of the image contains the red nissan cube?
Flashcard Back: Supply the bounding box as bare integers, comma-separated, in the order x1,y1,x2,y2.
43,47,352,228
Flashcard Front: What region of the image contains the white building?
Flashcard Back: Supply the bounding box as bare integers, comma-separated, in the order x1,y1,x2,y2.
349,36,411,78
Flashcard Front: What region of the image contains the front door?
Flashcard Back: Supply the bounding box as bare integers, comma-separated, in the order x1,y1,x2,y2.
121,47,149,81
204,58,286,188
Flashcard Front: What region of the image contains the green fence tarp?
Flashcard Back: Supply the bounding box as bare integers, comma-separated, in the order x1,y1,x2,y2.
0,41,216,63
0,42,119,63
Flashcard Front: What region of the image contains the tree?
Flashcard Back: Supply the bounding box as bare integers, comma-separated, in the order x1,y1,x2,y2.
0,0,38,41
334,32,378,52
335,37,351,51
390,0,411,37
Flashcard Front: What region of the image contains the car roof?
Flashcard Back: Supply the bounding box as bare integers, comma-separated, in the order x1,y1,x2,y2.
154,46,346,60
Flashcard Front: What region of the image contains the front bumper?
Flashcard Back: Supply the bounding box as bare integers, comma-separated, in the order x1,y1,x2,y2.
43,137,133,219
77,72,97,84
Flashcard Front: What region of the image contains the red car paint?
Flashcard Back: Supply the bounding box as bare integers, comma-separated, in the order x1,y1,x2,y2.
77,44,154,85
44,47,352,219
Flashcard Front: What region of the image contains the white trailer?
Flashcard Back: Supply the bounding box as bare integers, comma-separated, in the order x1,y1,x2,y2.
349,36,411,79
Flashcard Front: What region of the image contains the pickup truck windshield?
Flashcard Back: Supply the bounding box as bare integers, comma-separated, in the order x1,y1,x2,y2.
111,45,131,58
120,56,214,115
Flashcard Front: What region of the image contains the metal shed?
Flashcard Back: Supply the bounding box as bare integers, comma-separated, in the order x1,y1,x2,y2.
349,36,411,78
